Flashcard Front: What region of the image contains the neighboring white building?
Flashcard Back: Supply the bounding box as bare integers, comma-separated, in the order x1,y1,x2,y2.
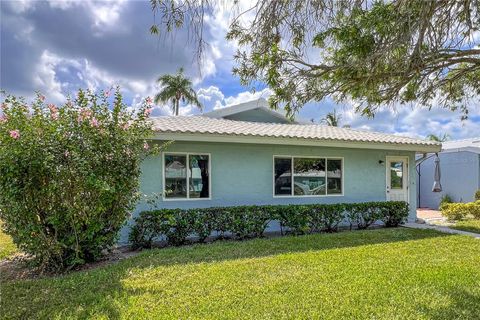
417,137,480,209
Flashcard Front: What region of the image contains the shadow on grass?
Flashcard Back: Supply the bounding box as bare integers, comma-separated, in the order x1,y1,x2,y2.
1,228,455,319
450,220,480,235
416,287,480,319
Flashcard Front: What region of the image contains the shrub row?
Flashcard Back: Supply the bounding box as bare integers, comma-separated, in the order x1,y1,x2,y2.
129,201,409,248
440,201,480,221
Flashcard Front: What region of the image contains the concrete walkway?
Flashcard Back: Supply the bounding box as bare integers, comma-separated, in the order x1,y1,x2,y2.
403,222,480,239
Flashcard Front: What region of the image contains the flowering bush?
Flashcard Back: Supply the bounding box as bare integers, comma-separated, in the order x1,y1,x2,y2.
441,201,480,221
0,88,156,271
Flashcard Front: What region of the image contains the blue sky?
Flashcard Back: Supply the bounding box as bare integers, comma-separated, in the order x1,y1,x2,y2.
1,0,479,140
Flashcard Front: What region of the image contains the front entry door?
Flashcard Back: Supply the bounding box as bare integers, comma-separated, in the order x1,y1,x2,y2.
386,157,409,202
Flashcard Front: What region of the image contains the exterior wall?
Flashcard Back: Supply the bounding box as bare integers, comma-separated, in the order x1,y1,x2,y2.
223,109,290,123
120,141,417,243
417,151,480,209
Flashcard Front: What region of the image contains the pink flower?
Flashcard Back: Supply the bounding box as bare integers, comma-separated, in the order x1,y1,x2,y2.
1,103,7,110
143,141,149,150
145,97,153,105
48,104,58,120
0,115,6,123
9,130,20,139
144,107,153,117
78,108,92,122
121,122,130,130
104,90,111,98
39,94,45,102
90,118,99,127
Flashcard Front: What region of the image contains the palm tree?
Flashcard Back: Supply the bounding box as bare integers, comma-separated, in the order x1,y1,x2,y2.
154,68,202,116
321,109,342,127
426,133,450,142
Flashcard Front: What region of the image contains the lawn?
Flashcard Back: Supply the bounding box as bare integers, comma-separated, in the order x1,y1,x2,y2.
0,223,17,260
1,228,480,319
451,219,480,234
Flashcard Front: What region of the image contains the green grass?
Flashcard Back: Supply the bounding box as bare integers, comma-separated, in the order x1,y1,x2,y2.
2,228,480,319
0,223,17,260
451,219,480,234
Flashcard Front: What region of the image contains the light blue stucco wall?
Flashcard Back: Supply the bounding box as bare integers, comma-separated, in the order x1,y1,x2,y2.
417,151,480,209
120,141,417,243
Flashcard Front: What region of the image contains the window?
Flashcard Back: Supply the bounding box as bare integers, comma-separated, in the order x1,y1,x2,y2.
274,158,292,195
274,156,343,196
389,161,404,189
164,153,210,199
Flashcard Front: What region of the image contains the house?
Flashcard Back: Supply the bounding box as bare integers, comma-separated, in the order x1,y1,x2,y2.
121,99,440,241
417,137,480,209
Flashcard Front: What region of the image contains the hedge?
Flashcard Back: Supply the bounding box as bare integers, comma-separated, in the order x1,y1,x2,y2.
440,201,480,221
129,201,409,249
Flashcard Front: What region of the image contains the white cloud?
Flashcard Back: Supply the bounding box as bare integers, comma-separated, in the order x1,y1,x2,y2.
32,51,68,103
197,86,225,103
340,103,480,140
224,88,272,107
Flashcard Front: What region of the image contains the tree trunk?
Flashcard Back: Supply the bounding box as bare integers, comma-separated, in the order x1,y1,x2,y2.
173,98,178,116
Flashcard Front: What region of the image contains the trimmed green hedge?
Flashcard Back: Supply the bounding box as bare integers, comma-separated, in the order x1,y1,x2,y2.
129,201,409,248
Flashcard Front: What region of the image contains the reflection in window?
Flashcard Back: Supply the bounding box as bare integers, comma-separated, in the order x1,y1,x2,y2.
327,159,342,194
274,158,292,196
164,154,210,199
189,155,210,198
293,158,325,195
390,161,403,189
273,157,343,196
165,155,187,198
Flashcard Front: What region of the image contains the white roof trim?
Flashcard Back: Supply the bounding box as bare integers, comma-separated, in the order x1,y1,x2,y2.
201,98,294,123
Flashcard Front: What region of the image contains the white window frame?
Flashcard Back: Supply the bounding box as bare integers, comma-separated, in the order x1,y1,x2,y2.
162,152,212,201
272,155,344,198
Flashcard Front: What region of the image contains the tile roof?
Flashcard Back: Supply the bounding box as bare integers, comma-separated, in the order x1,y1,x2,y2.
151,116,440,148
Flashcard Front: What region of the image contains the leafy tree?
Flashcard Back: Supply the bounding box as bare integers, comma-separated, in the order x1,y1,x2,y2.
321,110,342,127
155,68,202,116
426,133,450,142
0,89,156,271
149,0,479,117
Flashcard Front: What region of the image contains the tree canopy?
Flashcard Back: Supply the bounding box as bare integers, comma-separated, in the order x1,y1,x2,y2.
150,0,479,118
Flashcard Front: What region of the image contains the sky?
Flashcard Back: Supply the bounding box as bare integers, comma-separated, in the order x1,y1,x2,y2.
1,0,479,140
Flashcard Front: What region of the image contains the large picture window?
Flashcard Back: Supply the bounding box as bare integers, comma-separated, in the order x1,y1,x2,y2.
274,156,343,196
164,153,210,199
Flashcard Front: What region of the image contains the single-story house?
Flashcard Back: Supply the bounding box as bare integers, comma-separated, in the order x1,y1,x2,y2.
417,137,480,209
120,99,441,242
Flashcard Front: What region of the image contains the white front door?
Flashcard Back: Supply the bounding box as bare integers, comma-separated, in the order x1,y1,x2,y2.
386,156,409,202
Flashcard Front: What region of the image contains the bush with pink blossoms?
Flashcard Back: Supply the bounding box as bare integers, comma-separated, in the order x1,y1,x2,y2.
0,88,157,271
